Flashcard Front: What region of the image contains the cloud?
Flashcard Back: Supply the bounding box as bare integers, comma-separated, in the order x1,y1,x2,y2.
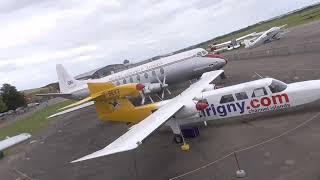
0,0,318,90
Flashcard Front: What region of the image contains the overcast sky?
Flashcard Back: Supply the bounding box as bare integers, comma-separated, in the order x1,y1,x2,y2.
0,0,318,90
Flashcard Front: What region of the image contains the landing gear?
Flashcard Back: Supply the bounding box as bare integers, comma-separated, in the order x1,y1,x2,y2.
173,134,183,144
167,119,190,151
173,134,190,151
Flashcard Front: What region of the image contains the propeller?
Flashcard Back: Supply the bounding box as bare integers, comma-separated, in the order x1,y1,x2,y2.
193,92,209,112
156,75,172,99
138,84,155,105
136,83,146,105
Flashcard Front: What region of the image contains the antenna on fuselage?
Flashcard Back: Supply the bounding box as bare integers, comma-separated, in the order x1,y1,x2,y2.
254,72,264,79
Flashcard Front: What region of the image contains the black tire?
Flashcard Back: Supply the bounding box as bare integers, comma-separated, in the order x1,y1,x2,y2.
173,134,183,144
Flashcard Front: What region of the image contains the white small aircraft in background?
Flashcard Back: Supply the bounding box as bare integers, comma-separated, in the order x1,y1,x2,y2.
243,24,288,48
210,32,257,52
37,48,227,104
0,133,31,153
62,69,320,163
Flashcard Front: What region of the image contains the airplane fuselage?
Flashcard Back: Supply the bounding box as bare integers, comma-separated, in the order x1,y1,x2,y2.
69,49,227,99
174,78,320,125
246,27,283,48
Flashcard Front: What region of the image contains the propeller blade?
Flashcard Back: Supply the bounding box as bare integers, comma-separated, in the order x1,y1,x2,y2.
163,75,166,85
165,88,172,95
156,75,162,84
161,89,165,99
149,96,154,103
156,94,163,101
139,91,146,105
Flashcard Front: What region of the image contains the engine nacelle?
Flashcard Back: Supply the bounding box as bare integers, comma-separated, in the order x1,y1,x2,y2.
174,100,209,119
143,83,163,94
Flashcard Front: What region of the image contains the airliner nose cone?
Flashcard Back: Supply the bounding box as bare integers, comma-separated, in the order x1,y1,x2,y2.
205,53,228,67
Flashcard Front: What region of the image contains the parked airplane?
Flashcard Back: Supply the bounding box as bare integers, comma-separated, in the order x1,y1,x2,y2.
210,32,257,52
53,70,320,163
0,133,31,152
37,48,227,103
243,24,287,48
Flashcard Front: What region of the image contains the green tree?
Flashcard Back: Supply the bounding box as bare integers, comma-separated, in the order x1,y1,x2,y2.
0,97,7,112
1,84,26,110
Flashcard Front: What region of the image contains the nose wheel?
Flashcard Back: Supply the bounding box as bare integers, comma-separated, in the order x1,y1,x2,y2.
173,134,183,144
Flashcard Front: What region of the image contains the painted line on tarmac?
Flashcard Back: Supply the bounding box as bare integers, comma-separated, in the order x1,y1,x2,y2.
169,112,320,180
13,168,36,180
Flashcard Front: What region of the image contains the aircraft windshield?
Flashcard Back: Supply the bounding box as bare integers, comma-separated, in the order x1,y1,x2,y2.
196,50,208,57
268,79,287,93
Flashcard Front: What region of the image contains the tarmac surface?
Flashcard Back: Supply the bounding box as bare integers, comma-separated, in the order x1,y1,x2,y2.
2,22,320,180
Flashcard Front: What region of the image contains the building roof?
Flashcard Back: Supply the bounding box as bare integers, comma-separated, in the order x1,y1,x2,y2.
75,68,101,80
74,64,128,80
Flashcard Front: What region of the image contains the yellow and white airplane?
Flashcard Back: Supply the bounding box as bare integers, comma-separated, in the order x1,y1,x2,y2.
52,67,320,163
50,70,223,162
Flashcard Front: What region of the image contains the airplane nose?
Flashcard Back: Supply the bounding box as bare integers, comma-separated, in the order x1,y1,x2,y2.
204,53,228,67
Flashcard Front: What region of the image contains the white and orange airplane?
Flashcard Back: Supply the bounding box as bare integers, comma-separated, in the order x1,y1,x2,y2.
37,48,227,103
50,70,320,163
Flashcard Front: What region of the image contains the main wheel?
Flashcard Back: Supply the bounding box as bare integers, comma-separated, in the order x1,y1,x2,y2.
173,134,183,144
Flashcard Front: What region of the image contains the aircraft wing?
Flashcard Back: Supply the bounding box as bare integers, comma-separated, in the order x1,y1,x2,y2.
71,70,224,163
236,32,257,41
251,31,265,37
279,24,287,29
0,133,31,151
36,93,72,99
47,101,94,119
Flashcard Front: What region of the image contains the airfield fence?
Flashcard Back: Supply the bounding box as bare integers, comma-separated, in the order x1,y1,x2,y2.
224,41,320,61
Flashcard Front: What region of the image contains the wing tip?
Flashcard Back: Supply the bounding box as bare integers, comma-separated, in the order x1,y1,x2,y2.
70,159,82,163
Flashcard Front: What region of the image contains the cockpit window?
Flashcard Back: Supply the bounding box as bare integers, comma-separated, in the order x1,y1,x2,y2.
201,50,208,56
196,50,208,57
269,80,287,93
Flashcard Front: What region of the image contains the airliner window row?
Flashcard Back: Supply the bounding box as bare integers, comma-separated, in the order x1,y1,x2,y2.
109,54,196,83
109,62,163,82
114,67,165,85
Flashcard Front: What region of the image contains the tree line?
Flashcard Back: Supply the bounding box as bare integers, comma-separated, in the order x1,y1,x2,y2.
0,84,26,113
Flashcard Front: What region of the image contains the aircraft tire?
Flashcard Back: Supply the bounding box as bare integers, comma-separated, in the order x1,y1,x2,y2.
173,134,183,144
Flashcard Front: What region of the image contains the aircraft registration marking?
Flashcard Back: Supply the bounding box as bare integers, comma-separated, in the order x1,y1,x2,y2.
201,93,290,117
105,89,120,98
